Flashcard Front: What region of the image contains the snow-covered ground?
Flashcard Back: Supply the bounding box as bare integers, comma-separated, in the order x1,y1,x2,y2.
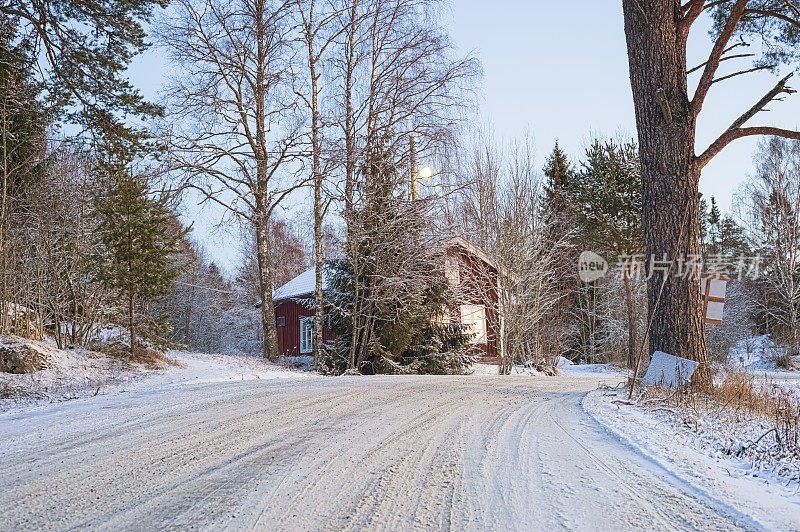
575,336,800,530
0,358,776,531
0,336,313,413
0,337,149,408
4,342,800,530
585,388,800,530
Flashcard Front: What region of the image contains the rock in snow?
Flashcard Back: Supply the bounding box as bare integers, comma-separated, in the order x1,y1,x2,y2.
0,341,49,374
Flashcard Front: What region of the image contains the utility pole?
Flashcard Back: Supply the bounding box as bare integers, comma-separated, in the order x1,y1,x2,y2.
410,135,417,200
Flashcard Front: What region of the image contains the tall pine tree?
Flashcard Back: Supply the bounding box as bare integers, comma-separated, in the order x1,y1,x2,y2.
571,139,643,367
95,162,185,355
540,141,579,359
542,140,574,214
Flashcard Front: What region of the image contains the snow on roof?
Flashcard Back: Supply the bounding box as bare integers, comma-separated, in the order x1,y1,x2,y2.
444,236,496,270
272,266,329,301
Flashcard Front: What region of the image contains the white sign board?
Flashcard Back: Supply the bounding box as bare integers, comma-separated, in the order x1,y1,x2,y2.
642,351,699,389
700,276,727,324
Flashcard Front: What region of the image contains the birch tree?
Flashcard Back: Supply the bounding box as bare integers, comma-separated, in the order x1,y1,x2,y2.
293,0,341,365
160,0,304,360
329,0,477,369
737,138,800,366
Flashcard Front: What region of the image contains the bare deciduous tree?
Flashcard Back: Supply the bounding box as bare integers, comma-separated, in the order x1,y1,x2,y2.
736,138,800,365
160,0,305,359
455,135,575,374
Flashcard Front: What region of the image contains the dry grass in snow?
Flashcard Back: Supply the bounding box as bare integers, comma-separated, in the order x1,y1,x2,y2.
636,371,800,483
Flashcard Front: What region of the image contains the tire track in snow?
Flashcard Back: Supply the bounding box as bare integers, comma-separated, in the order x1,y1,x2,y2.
0,374,753,530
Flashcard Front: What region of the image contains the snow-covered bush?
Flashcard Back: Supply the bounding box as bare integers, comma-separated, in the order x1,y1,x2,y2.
320,259,473,376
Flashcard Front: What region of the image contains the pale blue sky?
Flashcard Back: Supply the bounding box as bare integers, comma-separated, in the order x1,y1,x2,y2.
127,1,800,271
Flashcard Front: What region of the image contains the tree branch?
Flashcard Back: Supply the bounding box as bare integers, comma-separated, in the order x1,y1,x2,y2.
687,44,752,74
730,73,795,130
696,73,799,169
697,127,800,170
711,63,775,84
680,0,706,37
691,0,750,117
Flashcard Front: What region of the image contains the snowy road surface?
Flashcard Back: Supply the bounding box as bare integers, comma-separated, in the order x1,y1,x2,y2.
0,374,765,531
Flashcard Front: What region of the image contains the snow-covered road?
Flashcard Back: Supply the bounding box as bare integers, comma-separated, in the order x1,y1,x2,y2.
0,373,763,530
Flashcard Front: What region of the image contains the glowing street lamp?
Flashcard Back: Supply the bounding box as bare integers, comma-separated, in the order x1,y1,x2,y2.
412,165,433,200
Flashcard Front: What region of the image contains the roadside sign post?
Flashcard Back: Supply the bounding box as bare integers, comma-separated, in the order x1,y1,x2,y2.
700,275,727,325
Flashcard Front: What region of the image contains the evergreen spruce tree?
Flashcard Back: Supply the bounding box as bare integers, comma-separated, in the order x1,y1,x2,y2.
708,196,722,252
572,140,643,254
540,141,581,360
321,149,470,375
718,216,750,258
95,162,186,356
700,196,750,258
571,139,643,366
542,140,574,213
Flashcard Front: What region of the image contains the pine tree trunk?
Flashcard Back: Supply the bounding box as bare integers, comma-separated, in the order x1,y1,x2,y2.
128,291,136,358
622,0,709,382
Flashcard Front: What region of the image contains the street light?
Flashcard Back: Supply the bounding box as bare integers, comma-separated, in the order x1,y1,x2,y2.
412,166,433,200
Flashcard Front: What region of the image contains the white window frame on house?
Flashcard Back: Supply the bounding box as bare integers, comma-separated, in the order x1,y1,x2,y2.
460,304,487,344
445,256,460,286
300,317,314,354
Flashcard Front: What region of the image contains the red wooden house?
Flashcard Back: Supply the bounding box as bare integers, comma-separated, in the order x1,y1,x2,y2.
273,237,501,363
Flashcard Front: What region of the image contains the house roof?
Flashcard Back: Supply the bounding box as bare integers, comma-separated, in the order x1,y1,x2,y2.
272,266,329,301
444,236,497,270
272,237,499,304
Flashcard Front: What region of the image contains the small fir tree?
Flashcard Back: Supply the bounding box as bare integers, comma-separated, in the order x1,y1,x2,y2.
95,163,185,355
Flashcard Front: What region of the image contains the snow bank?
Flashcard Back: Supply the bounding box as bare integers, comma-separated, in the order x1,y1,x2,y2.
0,336,315,413
584,388,800,531
0,336,152,409
729,335,800,372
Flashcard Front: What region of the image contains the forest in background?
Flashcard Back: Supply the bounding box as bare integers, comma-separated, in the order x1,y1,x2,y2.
2,0,800,376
